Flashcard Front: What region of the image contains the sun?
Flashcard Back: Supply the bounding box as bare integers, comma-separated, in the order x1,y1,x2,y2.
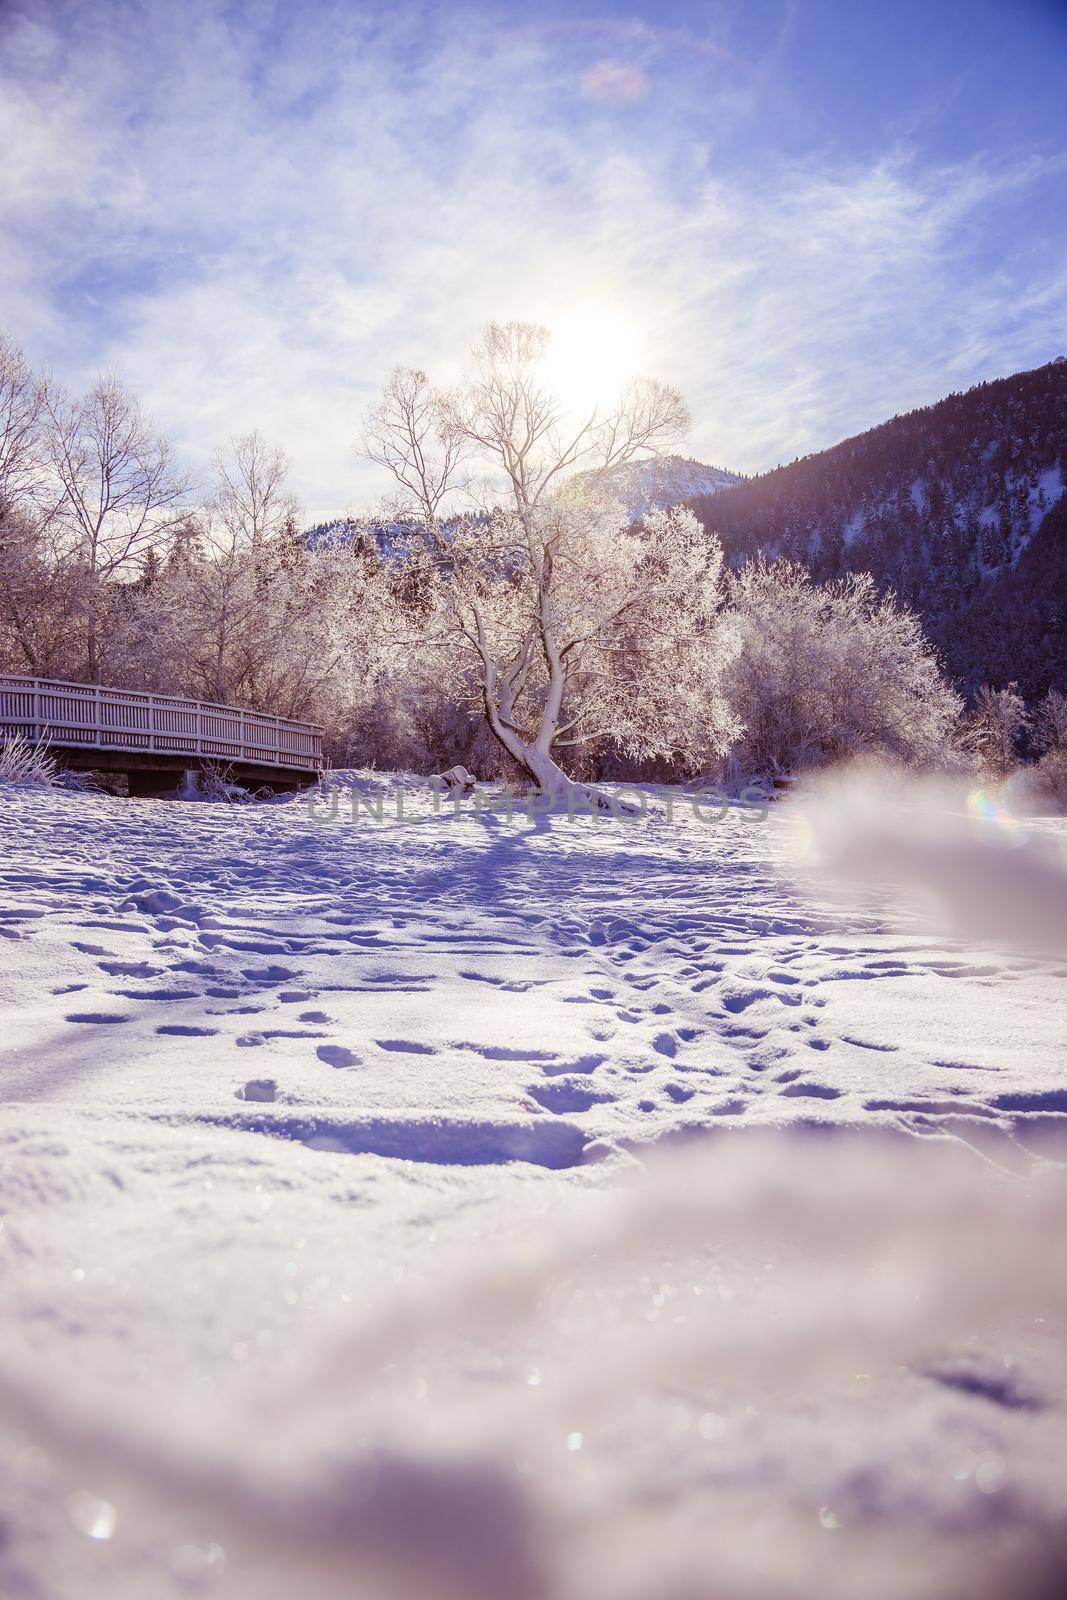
543,304,646,414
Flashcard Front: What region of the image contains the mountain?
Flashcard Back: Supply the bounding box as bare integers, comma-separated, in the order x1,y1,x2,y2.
578,454,741,520
302,455,741,555
687,359,1067,702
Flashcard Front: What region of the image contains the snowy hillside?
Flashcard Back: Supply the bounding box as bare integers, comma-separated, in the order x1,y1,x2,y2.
1,775,1066,1599
689,359,1067,699
573,453,741,520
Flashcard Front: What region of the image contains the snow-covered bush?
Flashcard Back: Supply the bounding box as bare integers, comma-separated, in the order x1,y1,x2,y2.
721,560,963,778
0,732,58,786
192,761,258,803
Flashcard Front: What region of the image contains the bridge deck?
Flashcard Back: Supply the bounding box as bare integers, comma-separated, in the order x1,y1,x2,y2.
1,675,322,778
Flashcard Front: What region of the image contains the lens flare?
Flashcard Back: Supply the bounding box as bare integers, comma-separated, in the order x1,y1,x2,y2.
580,59,648,106
965,786,1025,846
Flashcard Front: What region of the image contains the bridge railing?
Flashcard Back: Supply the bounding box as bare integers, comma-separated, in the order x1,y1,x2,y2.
0,675,323,771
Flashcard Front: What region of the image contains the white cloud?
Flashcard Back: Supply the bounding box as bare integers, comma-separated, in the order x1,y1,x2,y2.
1,0,1065,519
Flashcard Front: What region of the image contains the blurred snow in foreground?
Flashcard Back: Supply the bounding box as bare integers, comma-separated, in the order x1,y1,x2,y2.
0,773,1065,1598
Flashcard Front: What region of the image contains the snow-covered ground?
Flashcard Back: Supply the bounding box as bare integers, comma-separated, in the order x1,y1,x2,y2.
1,775,1066,1599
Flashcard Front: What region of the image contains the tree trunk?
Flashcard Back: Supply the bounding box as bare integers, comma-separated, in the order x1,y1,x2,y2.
481,694,572,801
520,740,572,799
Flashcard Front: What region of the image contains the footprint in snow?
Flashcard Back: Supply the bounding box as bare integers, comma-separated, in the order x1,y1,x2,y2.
720,986,769,1013
461,1043,558,1062
317,1044,360,1069
236,1078,277,1102
525,1080,615,1114
540,1053,606,1077
778,1082,842,1100
118,988,200,1002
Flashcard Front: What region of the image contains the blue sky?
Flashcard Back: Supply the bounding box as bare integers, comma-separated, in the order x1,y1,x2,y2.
1,0,1065,518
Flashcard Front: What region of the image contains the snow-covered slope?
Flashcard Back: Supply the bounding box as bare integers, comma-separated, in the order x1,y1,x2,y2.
688,359,1067,698
1,776,1066,1599
576,453,741,520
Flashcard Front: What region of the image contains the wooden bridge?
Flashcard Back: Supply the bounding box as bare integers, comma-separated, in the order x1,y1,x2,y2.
0,675,323,794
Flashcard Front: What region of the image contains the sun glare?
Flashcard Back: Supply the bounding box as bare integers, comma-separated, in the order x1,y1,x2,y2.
544,304,646,414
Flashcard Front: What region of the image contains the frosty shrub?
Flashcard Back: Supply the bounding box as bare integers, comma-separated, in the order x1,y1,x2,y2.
721,560,963,778
321,666,501,779
0,732,58,786
963,683,1029,778
195,761,259,803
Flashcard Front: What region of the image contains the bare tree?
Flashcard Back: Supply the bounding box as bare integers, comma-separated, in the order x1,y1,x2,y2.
212,431,300,551
44,375,189,679
363,322,732,795
363,368,467,526
0,332,50,507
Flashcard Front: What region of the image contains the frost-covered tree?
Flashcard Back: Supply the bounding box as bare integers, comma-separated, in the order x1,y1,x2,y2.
363,324,737,795
1033,687,1067,756
174,435,304,706
160,438,365,721
0,499,87,678
1027,687,1067,809
964,683,1029,777
722,560,963,777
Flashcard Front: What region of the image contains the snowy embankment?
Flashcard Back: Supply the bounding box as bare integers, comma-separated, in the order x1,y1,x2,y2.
1,773,1066,1599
